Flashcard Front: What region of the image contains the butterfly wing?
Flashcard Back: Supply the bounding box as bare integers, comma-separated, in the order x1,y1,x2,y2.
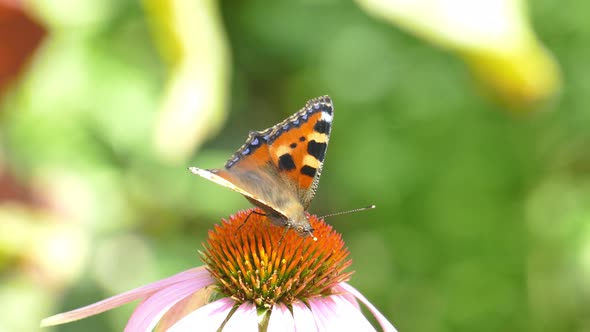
190,96,333,216
189,166,293,218
189,167,269,206
266,97,333,209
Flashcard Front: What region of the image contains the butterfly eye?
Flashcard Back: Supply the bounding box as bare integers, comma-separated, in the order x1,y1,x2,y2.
298,225,314,237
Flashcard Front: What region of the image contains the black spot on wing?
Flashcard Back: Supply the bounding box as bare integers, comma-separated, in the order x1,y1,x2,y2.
300,165,317,178
307,141,327,161
226,96,333,169
278,153,296,171
290,143,297,149
314,120,331,134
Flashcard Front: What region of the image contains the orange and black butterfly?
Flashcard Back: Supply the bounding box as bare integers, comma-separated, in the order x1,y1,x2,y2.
189,96,333,238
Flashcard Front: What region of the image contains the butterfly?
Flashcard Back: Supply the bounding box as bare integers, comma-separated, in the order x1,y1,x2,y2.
189,96,334,238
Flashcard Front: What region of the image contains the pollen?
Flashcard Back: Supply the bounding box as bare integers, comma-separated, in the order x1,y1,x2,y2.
201,208,353,308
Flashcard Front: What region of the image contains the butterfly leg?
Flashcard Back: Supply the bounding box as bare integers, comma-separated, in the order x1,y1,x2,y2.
277,227,290,247
236,209,266,234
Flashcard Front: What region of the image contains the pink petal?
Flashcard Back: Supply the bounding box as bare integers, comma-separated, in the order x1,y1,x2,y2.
331,284,361,310
156,286,215,331
309,296,374,332
308,297,339,331
267,303,295,332
330,295,376,331
124,277,213,332
338,282,398,332
168,298,235,332
222,302,258,332
291,301,319,332
41,267,212,327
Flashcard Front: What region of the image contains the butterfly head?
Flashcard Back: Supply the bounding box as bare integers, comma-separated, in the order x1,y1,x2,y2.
265,208,316,240
286,209,319,240
291,217,315,238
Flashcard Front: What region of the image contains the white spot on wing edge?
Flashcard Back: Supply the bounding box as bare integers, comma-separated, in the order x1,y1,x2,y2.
321,111,333,123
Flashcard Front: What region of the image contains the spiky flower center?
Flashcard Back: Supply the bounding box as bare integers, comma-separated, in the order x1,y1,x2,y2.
201,209,352,308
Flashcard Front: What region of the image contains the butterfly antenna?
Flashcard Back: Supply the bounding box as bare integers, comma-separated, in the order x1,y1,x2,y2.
319,205,376,219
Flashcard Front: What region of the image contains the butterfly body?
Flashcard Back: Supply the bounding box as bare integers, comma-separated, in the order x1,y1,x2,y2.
190,96,334,237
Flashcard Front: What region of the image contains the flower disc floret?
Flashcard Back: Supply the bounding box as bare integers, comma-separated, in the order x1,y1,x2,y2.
202,209,353,308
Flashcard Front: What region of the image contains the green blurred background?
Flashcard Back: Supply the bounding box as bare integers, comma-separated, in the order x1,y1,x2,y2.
1,0,589,331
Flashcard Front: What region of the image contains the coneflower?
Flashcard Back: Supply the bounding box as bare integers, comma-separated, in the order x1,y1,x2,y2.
41,209,397,331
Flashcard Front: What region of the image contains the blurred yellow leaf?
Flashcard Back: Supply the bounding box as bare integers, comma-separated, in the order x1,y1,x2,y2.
144,0,231,163
356,0,561,109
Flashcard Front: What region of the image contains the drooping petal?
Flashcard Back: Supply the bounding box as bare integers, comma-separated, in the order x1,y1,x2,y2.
309,296,375,332
155,285,215,331
222,302,258,332
308,297,340,332
330,295,376,331
339,282,398,332
267,303,295,332
124,276,216,332
41,267,212,327
168,297,235,332
332,283,361,310
291,301,318,332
